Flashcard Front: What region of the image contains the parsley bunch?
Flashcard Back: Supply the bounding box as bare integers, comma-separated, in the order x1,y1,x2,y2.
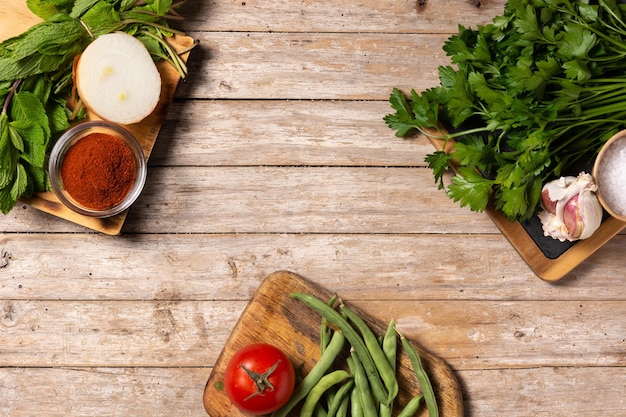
0,0,192,214
385,0,626,222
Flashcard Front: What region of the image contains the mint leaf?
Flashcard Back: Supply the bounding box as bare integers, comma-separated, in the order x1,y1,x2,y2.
70,0,101,18
24,164,47,194
146,0,174,16
10,91,50,140
0,121,17,190
11,120,47,168
46,100,71,134
10,164,28,202
81,2,122,37
8,125,24,153
27,0,75,20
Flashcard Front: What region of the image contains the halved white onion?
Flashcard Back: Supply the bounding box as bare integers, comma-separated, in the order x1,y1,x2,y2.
76,32,162,125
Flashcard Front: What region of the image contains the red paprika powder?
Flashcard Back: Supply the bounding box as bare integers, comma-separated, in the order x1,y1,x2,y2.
60,133,137,210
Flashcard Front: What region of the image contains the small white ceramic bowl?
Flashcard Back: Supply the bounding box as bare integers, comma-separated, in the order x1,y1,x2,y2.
48,121,147,218
592,130,626,222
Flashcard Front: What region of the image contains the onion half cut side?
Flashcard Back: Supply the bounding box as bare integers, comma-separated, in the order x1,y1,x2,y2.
76,32,162,125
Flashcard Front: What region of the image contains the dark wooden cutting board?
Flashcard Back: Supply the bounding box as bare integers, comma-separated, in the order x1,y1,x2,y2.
203,271,464,417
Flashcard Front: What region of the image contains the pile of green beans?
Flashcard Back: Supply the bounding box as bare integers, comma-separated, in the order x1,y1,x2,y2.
270,292,439,417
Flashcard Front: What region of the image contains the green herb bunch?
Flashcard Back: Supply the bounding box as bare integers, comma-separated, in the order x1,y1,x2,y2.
385,0,626,222
0,0,193,214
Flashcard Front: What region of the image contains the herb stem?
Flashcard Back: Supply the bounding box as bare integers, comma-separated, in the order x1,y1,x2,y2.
139,30,188,78
118,19,187,36
2,80,21,116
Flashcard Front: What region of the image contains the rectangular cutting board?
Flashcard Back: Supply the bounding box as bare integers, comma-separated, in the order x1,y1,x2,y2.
425,132,626,282
0,3,194,235
203,271,464,417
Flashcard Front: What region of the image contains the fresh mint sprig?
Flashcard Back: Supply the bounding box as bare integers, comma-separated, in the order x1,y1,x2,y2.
0,0,194,214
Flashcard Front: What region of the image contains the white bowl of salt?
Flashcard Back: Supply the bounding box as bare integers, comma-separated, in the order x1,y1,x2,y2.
593,130,626,222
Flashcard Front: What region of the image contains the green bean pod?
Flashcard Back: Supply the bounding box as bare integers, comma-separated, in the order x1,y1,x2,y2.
335,392,350,417
299,370,351,417
270,330,346,417
291,292,389,405
321,294,338,353
350,349,379,417
326,379,355,416
382,319,397,372
340,304,399,405
313,403,328,417
400,335,439,417
379,319,398,417
349,384,364,417
396,395,424,417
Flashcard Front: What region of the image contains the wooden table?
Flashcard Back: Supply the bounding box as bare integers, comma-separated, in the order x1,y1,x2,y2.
1,1,625,415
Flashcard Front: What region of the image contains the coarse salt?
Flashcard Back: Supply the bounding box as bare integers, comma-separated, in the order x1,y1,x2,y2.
596,137,626,217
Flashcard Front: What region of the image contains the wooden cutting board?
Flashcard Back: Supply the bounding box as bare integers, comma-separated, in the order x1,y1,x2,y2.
424,131,626,281
1,3,194,235
203,271,464,417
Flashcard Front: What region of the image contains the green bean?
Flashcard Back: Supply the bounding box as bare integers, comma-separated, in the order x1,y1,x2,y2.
313,403,328,417
321,294,338,353
400,335,439,417
270,330,346,417
300,370,351,417
291,292,389,405
380,319,398,417
335,392,350,417
382,319,397,372
340,304,399,405
326,379,354,416
396,395,424,417
349,384,364,417
350,349,379,417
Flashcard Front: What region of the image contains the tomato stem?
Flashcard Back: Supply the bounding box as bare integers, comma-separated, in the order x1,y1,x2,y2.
241,360,281,400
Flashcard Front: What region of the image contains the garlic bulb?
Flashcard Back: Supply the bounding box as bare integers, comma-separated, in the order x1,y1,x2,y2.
538,172,603,242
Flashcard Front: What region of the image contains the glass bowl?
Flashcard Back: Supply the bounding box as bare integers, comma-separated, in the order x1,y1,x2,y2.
48,120,147,218
592,130,626,222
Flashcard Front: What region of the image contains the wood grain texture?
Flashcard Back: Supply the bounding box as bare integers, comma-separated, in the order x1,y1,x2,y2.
203,271,463,417
2,0,626,416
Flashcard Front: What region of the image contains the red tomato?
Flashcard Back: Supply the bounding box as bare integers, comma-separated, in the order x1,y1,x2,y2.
224,343,296,415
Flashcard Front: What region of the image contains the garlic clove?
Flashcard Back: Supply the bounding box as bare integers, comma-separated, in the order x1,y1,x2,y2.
562,195,584,239
572,190,603,240
539,172,603,242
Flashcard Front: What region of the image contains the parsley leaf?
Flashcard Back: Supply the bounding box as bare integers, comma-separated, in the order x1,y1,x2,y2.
386,0,626,222
447,167,493,212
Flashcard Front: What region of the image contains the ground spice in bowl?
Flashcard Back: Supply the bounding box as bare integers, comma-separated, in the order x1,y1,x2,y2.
60,133,137,210
48,120,147,218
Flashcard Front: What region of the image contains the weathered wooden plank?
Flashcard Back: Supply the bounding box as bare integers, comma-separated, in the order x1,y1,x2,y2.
179,32,453,100
1,299,625,369
0,367,210,417
1,366,622,417
1,234,624,301
153,100,429,167
458,367,626,416
1,166,496,234
178,0,505,34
